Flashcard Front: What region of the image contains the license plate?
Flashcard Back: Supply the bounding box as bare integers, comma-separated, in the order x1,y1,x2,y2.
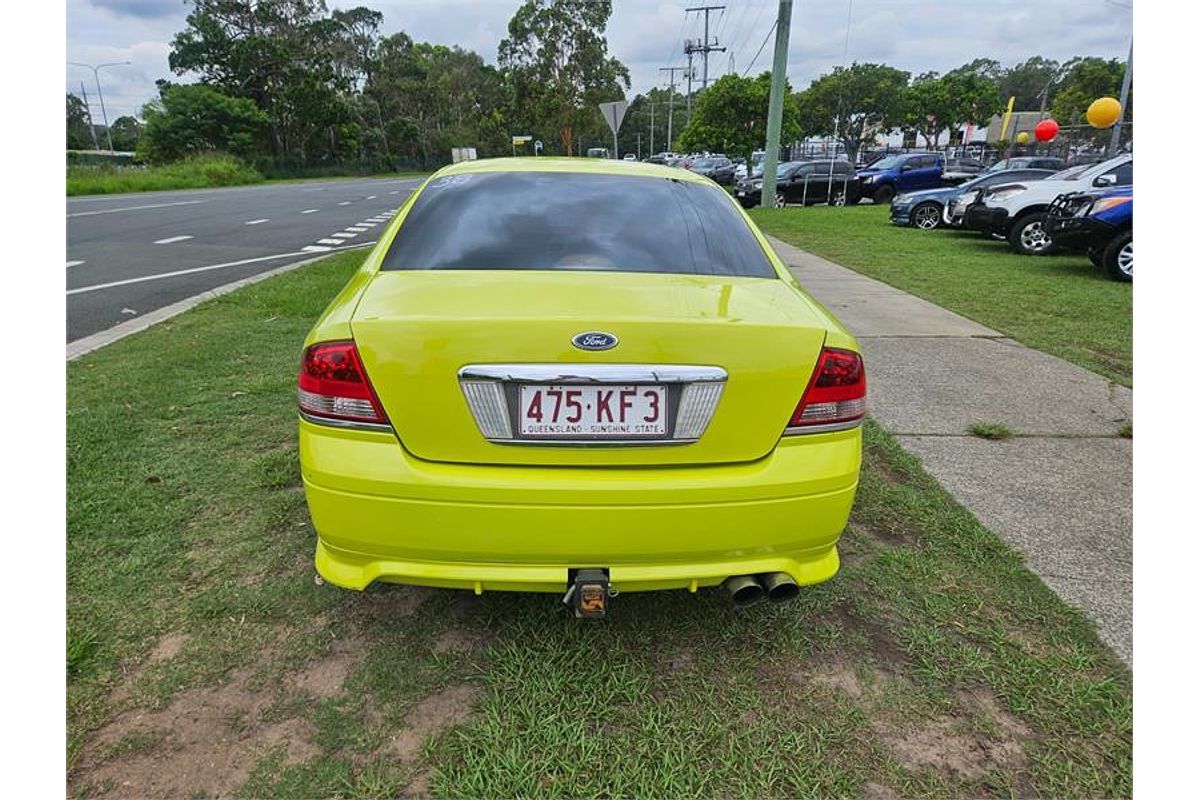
518,385,667,438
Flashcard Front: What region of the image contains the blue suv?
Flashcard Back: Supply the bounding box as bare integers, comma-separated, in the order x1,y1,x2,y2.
1044,186,1132,281
857,153,944,204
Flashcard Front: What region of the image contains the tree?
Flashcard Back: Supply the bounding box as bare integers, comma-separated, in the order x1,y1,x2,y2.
794,63,910,162
675,73,797,159
67,93,95,150
139,83,268,162
995,56,1061,110
108,116,144,152
498,0,630,155
897,72,951,147
366,35,510,162
941,71,1003,132
1050,57,1127,123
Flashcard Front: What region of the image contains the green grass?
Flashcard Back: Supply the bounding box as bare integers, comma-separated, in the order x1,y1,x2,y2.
967,422,1016,441
67,251,1131,798
750,205,1132,386
67,153,266,195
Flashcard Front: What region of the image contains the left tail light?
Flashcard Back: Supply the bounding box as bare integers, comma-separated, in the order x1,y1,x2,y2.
298,341,389,427
785,347,866,433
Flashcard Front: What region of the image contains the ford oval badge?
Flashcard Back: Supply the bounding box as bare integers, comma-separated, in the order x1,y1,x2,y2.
571,331,619,351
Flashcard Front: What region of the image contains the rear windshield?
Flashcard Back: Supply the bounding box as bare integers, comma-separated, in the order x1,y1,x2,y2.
380,171,777,278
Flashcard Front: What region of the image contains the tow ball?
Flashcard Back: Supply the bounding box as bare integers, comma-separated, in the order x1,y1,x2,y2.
562,569,615,619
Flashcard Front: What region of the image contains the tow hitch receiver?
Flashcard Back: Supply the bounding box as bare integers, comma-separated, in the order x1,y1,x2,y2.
563,569,611,619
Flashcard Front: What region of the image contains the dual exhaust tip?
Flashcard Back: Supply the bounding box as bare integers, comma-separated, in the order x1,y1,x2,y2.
724,573,801,607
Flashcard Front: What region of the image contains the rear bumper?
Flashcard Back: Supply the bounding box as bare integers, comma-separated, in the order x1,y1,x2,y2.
300,418,861,593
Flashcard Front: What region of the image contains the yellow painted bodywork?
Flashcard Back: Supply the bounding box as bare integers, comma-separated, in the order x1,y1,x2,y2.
301,157,863,594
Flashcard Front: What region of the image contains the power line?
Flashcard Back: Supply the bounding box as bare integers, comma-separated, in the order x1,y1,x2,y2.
742,19,777,76
732,1,770,73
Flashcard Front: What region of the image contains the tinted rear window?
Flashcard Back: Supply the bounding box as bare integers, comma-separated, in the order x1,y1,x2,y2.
381,171,776,278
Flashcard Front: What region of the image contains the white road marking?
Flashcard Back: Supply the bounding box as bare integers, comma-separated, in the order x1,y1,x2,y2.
389,191,400,195
357,222,377,228
317,238,343,245
154,235,193,245
301,245,332,252
244,218,269,225
346,226,369,232
338,201,352,206
66,243,376,296
67,260,85,268
68,199,206,218
120,308,137,316
332,232,357,239
302,209,319,214
366,195,377,200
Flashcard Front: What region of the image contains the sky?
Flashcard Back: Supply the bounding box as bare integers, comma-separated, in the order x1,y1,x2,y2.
66,0,1133,124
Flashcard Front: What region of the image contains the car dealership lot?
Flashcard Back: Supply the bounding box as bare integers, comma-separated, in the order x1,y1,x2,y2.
66,248,1130,798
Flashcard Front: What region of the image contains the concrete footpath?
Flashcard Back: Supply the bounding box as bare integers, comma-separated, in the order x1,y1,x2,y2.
769,236,1133,665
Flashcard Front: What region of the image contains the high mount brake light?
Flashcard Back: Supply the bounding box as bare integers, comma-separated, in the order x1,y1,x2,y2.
785,347,867,433
298,341,389,427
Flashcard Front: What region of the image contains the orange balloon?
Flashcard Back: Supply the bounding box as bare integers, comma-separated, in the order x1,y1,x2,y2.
1087,97,1122,129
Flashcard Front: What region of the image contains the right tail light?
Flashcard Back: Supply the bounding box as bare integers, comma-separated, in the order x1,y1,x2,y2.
785,347,866,433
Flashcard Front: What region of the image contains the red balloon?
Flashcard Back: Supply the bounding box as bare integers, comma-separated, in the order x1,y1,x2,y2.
1034,119,1059,142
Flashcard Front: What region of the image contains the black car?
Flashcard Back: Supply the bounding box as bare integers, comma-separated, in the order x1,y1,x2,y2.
734,160,860,208
687,156,736,185
1044,186,1133,280
942,157,985,185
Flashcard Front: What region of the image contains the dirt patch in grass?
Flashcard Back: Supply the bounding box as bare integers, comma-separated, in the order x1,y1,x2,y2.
290,635,366,698
873,687,1032,781
385,684,484,762
146,632,189,666
801,657,889,701
432,628,492,655
72,664,321,798
355,584,434,622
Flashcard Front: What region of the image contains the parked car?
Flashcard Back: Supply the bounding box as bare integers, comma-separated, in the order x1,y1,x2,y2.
623,153,637,161
586,147,610,159
297,158,866,615
735,160,860,207
688,156,736,185
941,157,985,185
855,152,944,204
734,150,767,181
980,156,1065,175
1044,186,1132,281
891,169,1057,229
963,154,1132,254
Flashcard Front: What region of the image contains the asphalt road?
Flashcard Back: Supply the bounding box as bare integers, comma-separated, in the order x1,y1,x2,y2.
66,176,425,343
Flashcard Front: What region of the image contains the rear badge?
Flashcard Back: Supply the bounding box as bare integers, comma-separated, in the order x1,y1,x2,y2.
572,331,619,351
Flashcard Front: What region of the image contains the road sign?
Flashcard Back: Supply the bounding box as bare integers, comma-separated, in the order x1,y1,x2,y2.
598,101,628,160
598,101,628,136
512,135,532,145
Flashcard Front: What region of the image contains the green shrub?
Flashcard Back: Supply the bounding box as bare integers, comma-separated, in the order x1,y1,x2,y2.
67,153,263,195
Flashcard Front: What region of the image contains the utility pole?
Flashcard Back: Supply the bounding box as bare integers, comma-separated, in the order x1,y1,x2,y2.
660,67,686,150
79,81,99,150
649,100,655,154
685,6,727,91
1110,39,1133,155
685,50,695,116
759,0,794,208
637,132,642,160
69,61,131,152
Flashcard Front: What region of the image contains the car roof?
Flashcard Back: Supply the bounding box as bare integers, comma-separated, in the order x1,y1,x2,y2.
430,156,712,185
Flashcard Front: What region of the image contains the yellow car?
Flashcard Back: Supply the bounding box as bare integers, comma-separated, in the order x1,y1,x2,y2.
298,157,865,616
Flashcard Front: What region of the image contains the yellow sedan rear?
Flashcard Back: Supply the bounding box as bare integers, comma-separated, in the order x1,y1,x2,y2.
298,157,865,614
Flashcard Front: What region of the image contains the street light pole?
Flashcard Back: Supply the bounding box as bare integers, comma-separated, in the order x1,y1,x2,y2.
1109,39,1132,156
69,61,131,152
